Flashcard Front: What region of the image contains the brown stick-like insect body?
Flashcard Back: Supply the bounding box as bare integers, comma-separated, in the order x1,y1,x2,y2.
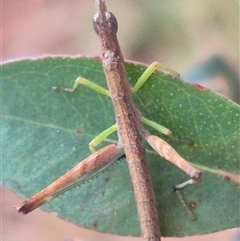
93,1,161,240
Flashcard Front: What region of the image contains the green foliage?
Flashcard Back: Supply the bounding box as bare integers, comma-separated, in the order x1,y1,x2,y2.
1,57,239,237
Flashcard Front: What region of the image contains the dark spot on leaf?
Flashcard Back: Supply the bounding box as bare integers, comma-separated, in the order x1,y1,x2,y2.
75,129,82,135
12,180,21,190
187,140,194,146
81,208,85,212
92,221,98,229
189,202,197,209
102,192,105,196
105,177,110,183
224,175,231,181
169,135,194,146
191,83,209,91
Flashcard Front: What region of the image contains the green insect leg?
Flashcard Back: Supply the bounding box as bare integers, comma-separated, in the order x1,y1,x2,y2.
53,77,110,97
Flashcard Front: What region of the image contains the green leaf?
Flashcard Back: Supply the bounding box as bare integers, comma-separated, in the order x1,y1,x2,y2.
1,57,239,237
